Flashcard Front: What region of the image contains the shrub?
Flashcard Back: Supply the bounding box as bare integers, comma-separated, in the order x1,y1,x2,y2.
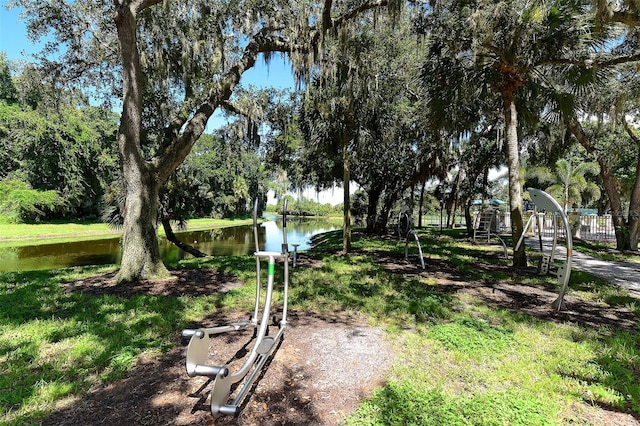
276,196,340,217
0,178,64,223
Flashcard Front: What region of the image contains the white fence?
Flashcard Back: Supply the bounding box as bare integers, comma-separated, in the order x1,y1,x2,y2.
490,211,616,241
410,210,617,241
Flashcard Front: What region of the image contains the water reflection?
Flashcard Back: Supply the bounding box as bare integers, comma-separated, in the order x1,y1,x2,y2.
0,217,336,273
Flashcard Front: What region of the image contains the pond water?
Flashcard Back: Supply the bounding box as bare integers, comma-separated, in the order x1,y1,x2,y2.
0,217,337,273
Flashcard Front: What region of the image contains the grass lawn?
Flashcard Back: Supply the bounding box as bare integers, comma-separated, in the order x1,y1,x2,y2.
1,228,638,425
571,239,640,263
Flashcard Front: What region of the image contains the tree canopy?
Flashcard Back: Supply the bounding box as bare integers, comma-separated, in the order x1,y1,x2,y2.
3,0,640,274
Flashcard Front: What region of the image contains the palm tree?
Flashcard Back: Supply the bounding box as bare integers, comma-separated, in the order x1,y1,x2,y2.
299,63,365,253
416,0,602,266
545,158,600,211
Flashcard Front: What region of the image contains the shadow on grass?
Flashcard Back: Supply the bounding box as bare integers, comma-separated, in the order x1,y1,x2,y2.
3,228,639,425
312,228,640,423
0,265,248,424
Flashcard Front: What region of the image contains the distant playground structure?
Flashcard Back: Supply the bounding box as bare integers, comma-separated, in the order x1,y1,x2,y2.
471,201,615,242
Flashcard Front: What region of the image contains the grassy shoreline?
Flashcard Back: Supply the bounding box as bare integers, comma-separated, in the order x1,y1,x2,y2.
0,218,254,248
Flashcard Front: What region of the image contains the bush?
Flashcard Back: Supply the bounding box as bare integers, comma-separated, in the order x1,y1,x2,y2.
275,196,340,217
0,178,65,223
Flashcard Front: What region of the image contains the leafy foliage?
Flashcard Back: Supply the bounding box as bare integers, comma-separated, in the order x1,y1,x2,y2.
0,54,17,102
273,195,340,217
0,179,64,223
0,66,119,220
545,157,601,209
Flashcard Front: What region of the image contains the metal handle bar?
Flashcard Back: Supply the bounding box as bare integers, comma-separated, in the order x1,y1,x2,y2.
193,365,229,378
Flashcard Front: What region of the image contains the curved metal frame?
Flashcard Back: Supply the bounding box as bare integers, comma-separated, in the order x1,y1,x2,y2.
515,188,572,311
405,229,426,269
181,199,289,418
398,209,426,270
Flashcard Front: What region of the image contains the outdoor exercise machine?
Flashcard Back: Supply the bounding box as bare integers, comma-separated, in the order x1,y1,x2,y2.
181,199,290,418
398,208,425,269
514,188,573,311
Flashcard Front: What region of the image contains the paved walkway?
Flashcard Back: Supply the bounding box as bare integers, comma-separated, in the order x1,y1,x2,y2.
525,238,640,295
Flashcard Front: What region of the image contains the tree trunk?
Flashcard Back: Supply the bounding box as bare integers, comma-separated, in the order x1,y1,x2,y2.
377,195,395,234
117,168,169,282
502,92,526,267
342,133,352,253
418,178,426,229
161,218,208,258
600,160,632,249
366,185,382,234
464,202,473,235
446,170,462,229
114,4,169,283
445,188,454,228
564,115,638,250
621,117,640,250
629,154,640,249
451,172,461,228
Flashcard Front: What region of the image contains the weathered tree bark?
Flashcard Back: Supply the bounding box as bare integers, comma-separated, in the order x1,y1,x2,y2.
445,170,462,228
365,185,382,233
342,131,352,253
620,117,640,250
600,161,631,249
418,178,426,229
377,195,395,234
502,92,527,267
114,3,170,282
464,202,474,235
450,169,462,228
161,218,208,258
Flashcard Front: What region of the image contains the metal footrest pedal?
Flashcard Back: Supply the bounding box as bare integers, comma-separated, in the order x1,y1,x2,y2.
538,254,551,275
257,336,275,354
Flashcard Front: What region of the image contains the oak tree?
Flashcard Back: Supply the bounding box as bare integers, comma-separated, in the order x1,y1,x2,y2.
12,0,399,282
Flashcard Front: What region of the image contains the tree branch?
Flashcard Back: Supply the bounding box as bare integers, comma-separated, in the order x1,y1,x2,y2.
135,0,163,13
621,114,640,147
152,29,292,182
563,113,595,153
332,0,389,30
309,0,392,41
152,0,393,183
